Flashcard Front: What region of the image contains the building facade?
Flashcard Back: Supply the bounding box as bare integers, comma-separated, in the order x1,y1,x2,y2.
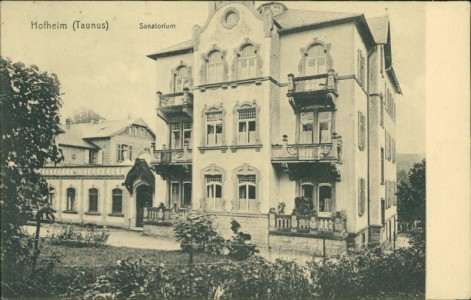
42,118,156,228
147,1,401,255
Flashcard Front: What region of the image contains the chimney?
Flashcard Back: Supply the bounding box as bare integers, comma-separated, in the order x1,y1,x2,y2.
65,118,72,129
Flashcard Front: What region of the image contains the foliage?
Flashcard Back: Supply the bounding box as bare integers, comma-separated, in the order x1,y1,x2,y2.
71,107,105,124
277,201,286,214
174,212,225,255
226,219,259,260
293,196,314,215
397,159,426,227
1,57,63,286
64,255,312,299
308,237,425,299
49,224,110,247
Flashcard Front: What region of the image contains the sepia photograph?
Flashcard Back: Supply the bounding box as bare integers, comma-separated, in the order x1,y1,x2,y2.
1,1,469,299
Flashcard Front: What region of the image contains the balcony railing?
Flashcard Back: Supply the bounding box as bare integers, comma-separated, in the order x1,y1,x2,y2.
269,209,347,238
287,71,338,95
144,206,189,225
157,88,193,109
152,148,192,164
272,134,342,162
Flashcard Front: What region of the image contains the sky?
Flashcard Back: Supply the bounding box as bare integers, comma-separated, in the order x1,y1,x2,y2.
1,1,425,154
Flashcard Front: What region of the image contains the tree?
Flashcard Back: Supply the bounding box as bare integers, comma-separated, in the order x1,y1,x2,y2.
0,57,63,282
72,107,105,124
396,159,425,228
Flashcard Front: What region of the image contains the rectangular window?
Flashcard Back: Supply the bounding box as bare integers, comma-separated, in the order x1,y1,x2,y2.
207,63,224,83
171,123,182,149
182,182,192,207
129,146,133,161
380,94,384,127
67,188,75,211
381,148,385,184
358,50,365,87
183,122,192,148
358,111,366,151
358,178,365,216
206,112,223,146
318,112,332,143
238,108,256,144
238,57,256,79
89,189,98,212
117,144,128,161
89,150,97,164
171,182,180,206
381,198,386,225
48,187,55,206
300,112,314,144
112,189,123,214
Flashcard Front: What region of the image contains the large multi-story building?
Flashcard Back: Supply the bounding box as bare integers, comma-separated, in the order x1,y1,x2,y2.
41,118,156,228
147,1,400,255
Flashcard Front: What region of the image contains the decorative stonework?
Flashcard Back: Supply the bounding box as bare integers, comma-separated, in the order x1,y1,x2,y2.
298,38,333,76
231,163,261,213
231,100,261,148
200,164,226,211
200,45,229,86
220,7,240,29
231,38,263,82
169,61,193,93
199,103,227,153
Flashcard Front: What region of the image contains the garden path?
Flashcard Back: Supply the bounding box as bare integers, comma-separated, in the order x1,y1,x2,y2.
24,224,180,251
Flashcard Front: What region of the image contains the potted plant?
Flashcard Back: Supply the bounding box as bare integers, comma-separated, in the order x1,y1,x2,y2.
293,197,314,216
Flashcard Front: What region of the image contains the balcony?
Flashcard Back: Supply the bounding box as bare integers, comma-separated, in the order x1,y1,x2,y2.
287,70,338,111
152,148,192,165
269,209,347,239
144,206,189,226
272,134,342,163
157,88,193,121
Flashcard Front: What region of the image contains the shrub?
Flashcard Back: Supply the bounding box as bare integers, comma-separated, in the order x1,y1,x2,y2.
174,213,225,255
226,219,259,260
309,235,425,298
49,224,109,247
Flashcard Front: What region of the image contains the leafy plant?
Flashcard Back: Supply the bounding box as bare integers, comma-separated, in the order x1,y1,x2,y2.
293,196,314,215
226,219,259,260
174,212,225,255
49,225,109,247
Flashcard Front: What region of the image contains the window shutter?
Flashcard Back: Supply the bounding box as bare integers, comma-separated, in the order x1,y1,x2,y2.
129,146,133,160
358,178,362,215
117,144,120,161
358,111,361,150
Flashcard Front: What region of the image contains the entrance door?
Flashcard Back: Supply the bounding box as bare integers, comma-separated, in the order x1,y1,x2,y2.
136,185,153,227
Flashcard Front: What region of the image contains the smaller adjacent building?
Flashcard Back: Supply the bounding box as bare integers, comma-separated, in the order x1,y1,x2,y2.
41,118,156,228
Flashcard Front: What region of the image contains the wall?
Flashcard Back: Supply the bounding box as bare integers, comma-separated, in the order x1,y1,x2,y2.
60,145,88,165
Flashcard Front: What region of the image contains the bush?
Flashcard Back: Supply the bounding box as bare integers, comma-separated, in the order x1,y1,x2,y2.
226,219,259,260
49,224,109,247
64,255,312,299
309,235,425,298
174,213,225,255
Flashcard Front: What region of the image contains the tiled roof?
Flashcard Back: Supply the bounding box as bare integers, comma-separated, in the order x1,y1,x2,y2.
147,40,194,60
57,118,155,149
274,9,363,31
367,15,389,44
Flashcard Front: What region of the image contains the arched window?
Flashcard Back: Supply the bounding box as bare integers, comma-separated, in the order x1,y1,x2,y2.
232,164,260,213
88,188,98,213
112,188,123,214
200,164,226,211
207,51,225,83
298,39,333,76
318,184,332,214
232,39,262,81
237,175,256,211
206,175,223,211
175,66,189,92
66,188,76,211
238,45,257,79
300,179,314,210
306,45,327,75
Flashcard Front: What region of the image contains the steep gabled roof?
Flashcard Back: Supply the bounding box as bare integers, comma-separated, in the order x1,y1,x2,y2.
274,9,362,31
367,15,389,44
57,118,156,149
